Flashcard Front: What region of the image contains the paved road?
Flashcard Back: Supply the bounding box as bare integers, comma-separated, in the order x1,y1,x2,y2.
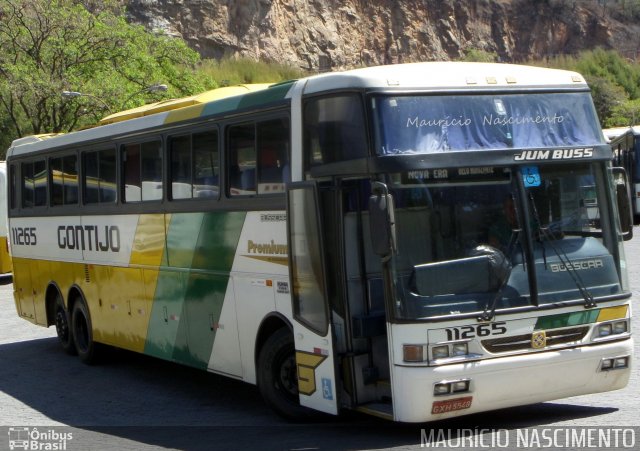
0,233,639,450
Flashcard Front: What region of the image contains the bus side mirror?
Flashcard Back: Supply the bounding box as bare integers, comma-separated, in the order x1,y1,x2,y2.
612,167,633,241
369,182,397,257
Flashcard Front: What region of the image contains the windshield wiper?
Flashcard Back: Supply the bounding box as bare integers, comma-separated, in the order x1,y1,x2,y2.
478,229,519,322
528,193,597,309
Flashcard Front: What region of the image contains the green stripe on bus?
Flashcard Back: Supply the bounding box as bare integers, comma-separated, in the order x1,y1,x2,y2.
534,309,600,330
200,82,293,118
144,212,246,369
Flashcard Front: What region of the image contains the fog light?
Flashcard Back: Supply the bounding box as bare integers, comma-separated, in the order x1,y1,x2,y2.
598,323,612,337
452,380,470,393
403,344,427,362
432,345,449,359
613,321,628,334
601,358,613,370
452,343,468,357
434,383,450,396
614,357,629,369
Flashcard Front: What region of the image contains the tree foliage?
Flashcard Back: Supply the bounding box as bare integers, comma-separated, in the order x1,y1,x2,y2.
536,49,640,127
0,0,213,152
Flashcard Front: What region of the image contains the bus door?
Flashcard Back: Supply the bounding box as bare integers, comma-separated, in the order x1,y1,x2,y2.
286,182,339,414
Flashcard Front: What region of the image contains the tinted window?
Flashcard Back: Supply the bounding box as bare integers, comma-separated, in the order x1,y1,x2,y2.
50,154,78,206
123,140,162,202
228,117,290,197
228,123,256,196
169,130,219,200
303,94,368,167
257,118,290,194
22,160,47,208
84,149,116,204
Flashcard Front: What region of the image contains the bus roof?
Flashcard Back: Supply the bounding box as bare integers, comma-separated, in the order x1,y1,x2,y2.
7,62,589,158
602,125,640,141
303,61,587,94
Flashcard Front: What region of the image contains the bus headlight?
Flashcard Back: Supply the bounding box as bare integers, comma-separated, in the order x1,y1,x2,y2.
452,343,468,357
433,383,451,396
432,345,450,359
452,380,470,393
433,379,471,396
595,319,629,339
597,323,612,337
600,355,630,371
613,320,628,334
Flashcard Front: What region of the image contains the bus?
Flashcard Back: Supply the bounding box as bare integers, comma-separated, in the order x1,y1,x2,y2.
6,63,634,422
0,162,12,274
604,126,640,224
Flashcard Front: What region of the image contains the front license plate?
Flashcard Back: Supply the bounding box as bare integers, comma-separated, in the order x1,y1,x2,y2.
431,396,473,414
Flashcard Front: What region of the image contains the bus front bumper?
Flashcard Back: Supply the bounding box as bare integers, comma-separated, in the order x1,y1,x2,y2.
391,338,633,423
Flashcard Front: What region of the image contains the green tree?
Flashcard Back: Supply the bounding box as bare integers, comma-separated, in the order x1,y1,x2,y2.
541,49,640,125
606,98,640,127
0,0,213,150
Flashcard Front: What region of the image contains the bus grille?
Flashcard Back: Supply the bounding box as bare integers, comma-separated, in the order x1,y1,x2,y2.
481,326,590,353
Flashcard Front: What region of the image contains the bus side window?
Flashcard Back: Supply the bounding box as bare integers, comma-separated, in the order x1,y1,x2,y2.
303,94,367,169
257,117,290,194
193,130,219,198
169,134,192,200
123,140,162,203
9,164,16,210
50,154,78,206
84,149,116,204
228,123,256,196
169,129,219,200
22,160,47,208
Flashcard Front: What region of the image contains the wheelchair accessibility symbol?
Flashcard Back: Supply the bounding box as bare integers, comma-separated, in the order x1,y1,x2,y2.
521,166,541,187
322,377,334,400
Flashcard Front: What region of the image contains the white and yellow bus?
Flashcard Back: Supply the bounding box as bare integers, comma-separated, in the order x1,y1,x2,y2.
0,161,12,274
6,63,633,422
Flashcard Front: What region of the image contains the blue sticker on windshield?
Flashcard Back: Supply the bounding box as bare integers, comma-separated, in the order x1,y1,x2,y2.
521,166,541,187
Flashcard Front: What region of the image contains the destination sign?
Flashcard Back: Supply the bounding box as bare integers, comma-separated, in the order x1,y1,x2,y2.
398,167,510,186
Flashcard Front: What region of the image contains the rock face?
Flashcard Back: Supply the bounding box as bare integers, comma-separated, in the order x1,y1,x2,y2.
126,0,640,71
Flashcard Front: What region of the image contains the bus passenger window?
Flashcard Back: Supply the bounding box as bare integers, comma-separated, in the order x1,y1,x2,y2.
84,149,116,204
169,130,219,200
193,131,219,198
303,94,367,168
50,155,78,206
257,118,289,194
123,140,162,202
9,164,16,210
22,160,47,208
228,123,256,196
170,135,192,200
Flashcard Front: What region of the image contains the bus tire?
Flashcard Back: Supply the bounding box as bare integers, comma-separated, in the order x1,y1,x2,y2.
257,328,318,421
71,298,97,365
54,294,76,355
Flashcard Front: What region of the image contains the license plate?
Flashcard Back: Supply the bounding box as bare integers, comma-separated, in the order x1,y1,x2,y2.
431,396,473,414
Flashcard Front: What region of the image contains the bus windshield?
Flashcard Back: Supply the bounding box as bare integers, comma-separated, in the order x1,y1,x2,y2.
373,93,604,154
388,163,624,320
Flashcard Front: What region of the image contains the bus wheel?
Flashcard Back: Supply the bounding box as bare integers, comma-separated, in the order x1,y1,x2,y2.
71,299,97,364
54,295,76,355
257,328,317,421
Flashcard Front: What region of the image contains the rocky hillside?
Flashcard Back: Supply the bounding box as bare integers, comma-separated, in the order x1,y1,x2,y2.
127,0,640,71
